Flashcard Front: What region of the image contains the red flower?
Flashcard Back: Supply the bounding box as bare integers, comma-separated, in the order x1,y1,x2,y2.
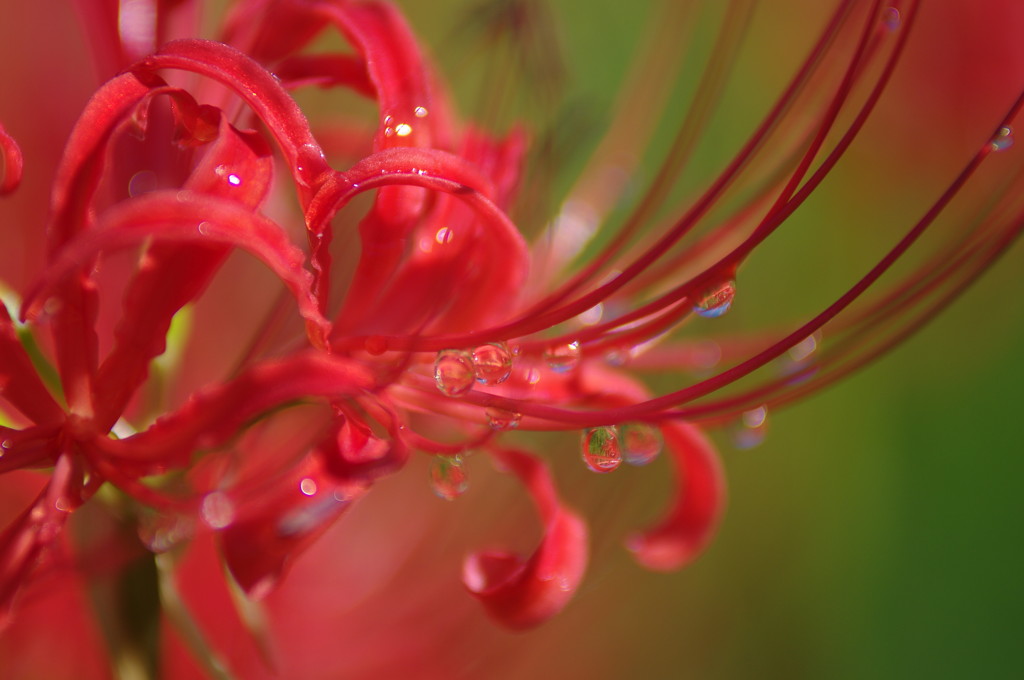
0,0,1021,676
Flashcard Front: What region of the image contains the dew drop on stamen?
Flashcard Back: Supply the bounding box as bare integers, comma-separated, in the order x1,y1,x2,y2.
200,491,235,529
430,455,468,500
733,406,769,449
485,407,521,431
472,342,513,384
582,426,622,473
693,280,736,318
991,126,1014,152
544,340,581,373
434,349,476,396
620,422,663,466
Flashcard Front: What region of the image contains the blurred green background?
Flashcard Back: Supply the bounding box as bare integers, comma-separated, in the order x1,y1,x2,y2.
398,1,1024,678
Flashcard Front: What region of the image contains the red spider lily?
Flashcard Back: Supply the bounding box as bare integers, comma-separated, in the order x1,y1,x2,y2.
0,0,1022,676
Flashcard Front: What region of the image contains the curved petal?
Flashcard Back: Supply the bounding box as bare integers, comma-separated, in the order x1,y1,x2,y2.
626,421,726,571
462,448,588,630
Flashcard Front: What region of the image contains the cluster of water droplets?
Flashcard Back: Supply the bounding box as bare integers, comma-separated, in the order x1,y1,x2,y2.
434,342,514,397
991,125,1015,152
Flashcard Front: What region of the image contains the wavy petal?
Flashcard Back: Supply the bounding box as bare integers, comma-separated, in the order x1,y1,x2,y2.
462,448,588,629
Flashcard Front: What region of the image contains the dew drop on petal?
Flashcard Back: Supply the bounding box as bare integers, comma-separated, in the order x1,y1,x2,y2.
200,491,235,529
430,455,469,500
621,422,663,466
693,280,736,318
414,106,429,118
485,407,521,430
733,406,769,449
394,122,413,137
472,342,513,384
991,126,1014,152
299,478,317,496
544,340,582,373
435,349,475,396
581,426,622,473
197,221,211,236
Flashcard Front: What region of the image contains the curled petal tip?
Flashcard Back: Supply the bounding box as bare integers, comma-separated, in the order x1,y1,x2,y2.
463,449,588,629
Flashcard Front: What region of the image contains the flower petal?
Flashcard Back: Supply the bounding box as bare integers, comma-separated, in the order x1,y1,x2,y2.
626,422,726,571
462,448,588,629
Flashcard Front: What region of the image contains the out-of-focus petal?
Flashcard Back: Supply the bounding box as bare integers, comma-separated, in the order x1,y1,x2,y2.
0,122,22,195
462,448,588,629
219,454,368,597
626,422,726,571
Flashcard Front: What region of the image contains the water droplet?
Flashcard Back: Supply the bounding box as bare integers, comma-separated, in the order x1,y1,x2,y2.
733,406,768,449
577,303,603,326
472,342,513,384
299,478,317,496
693,280,736,318
544,340,581,373
430,456,468,500
434,349,475,396
414,106,429,118
485,407,521,430
620,423,663,466
128,170,157,197
581,426,622,473
788,333,820,363
197,221,211,236
991,126,1014,152
882,7,901,31
435,226,453,244
394,122,413,137
200,491,235,529
227,173,242,186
